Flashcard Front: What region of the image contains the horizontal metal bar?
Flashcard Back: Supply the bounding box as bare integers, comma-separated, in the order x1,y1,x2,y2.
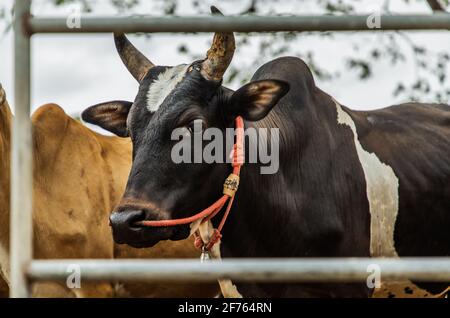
27,258,450,283
29,13,450,34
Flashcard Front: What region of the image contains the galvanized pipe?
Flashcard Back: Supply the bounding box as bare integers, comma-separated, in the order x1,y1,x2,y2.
27,258,450,283
29,13,450,34
11,0,32,298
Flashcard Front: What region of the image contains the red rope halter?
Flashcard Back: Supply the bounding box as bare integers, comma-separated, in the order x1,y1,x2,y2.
138,116,244,251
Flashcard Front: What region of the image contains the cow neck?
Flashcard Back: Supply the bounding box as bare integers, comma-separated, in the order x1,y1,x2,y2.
138,116,245,252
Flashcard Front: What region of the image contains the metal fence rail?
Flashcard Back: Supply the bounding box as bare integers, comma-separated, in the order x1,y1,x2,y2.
29,13,450,33
11,0,450,298
28,258,450,283
11,0,32,298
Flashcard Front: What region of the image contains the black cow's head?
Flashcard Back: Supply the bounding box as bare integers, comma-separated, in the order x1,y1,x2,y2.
82,7,289,248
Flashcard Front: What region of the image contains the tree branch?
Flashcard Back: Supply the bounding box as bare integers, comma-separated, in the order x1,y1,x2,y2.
240,0,257,15
426,0,447,12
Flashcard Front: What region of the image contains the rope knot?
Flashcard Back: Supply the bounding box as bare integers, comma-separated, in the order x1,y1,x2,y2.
231,142,244,167
194,229,223,251
205,229,222,251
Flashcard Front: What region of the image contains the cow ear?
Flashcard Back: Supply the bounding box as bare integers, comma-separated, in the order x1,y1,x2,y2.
228,80,289,121
82,100,132,137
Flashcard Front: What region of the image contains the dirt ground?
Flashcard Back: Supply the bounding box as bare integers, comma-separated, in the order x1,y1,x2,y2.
1,278,448,298
373,281,449,298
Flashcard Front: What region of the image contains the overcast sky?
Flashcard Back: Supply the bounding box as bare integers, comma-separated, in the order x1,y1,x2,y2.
1,0,449,124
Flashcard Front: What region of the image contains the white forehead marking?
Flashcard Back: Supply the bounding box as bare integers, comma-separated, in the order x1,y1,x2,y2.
146,64,189,112
334,99,399,257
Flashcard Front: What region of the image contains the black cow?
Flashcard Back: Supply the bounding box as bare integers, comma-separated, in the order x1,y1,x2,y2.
83,7,450,297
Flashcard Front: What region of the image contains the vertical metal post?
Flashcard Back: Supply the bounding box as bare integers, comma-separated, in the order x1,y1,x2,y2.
11,0,32,298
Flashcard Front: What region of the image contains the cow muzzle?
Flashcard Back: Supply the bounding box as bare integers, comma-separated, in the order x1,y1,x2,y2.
109,209,187,248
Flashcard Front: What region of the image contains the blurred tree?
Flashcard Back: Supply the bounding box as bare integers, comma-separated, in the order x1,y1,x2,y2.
1,0,450,103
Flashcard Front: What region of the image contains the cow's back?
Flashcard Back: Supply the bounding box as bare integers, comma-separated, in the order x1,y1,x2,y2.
349,104,450,259
341,102,450,295
229,57,449,296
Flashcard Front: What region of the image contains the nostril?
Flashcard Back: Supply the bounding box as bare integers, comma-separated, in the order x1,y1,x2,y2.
128,211,147,229
109,210,146,230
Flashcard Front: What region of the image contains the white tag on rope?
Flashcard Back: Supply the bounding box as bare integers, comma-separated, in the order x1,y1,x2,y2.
200,246,211,263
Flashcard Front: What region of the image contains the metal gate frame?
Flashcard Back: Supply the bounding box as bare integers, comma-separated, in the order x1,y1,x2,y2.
10,0,450,297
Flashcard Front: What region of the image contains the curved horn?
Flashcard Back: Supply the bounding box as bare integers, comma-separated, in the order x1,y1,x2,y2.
0,83,5,106
201,6,235,82
114,33,155,82
0,83,6,107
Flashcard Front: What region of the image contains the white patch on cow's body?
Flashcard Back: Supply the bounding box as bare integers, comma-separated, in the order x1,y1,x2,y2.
334,100,399,257
198,221,243,298
146,64,189,112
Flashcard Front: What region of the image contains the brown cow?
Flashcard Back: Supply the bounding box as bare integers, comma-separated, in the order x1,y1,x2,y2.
0,85,217,297
0,84,11,297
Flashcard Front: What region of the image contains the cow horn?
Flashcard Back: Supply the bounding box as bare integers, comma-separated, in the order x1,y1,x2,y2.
114,33,155,82
201,6,235,82
0,83,5,105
